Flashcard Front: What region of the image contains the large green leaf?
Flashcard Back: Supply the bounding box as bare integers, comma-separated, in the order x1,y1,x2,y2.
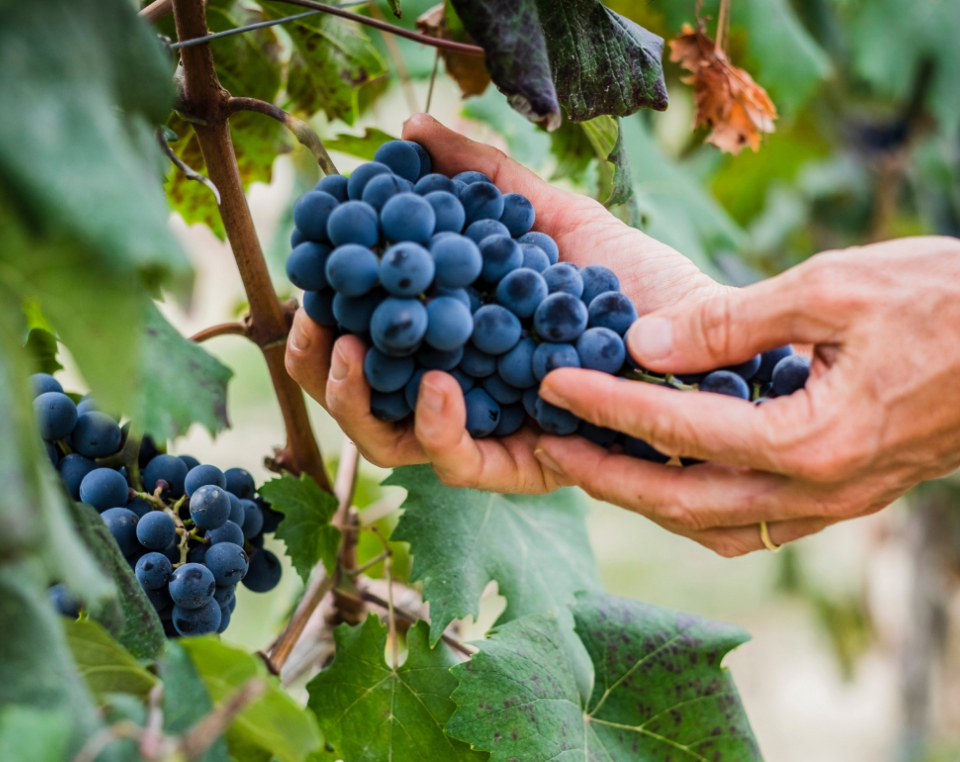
0,707,71,762
62,618,158,701
447,593,762,762
181,637,323,762
260,1,388,125
387,465,602,646
307,617,485,762
259,474,341,582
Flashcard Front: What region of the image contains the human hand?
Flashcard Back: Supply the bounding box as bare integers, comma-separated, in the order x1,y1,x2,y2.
533,236,960,555
285,113,724,493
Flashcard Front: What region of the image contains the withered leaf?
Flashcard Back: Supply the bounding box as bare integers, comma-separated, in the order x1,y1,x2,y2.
417,4,491,98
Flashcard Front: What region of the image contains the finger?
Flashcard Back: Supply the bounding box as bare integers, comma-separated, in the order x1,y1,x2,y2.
539,369,808,473
414,371,571,494
683,515,834,558
534,432,832,528
324,335,426,467
625,264,847,375
285,308,337,409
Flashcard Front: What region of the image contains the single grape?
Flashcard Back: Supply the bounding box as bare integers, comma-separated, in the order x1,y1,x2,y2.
532,342,581,381
227,493,245,527
346,161,393,200
172,599,221,636
136,511,177,551
374,140,421,182
48,584,82,617
140,456,186,501
58,454,96,499
772,355,811,396
205,542,249,586
34,392,77,441
461,182,504,225
432,235,482,288
303,289,337,327
333,290,383,333
543,263,584,297
433,286,471,310
71,411,121,458
101,507,140,555
135,552,172,590
241,498,264,539
424,191,466,234
481,373,523,404
45,440,59,467
578,421,618,447
588,292,637,336
499,193,535,237
326,243,381,296
169,563,216,610
453,170,492,185
293,190,338,242
179,454,201,472
206,520,245,548
188,484,231,530
184,464,226,496
471,304,521,355
381,193,437,244
409,141,432,178
522,388,540,418
518,231,559,265
576,327,626,374
756,345,794,383
534,292,589,343
520,243,550,273
79,468,129,512
242,549,283,592
315,174,349,202
326,201,379,247
417,345,464,371
380,242,435,297
624,437,670,463
364,348,416,392
464,219,509,244
31,373,63,397
459,344,497,378
425,297,474,351
223,467,255,500
429,231,459,249
371,389,412,422
496,268,548,318
286,241,332,291
724,355,762,380
75,395,102,417
415,173,457,195
290,227,305,248
495,402,527,437
497,338,538,389
404,368,428,410
534,397,579,435
479,234,522,283
699,370,750,400
464,388,501,437
361,172,409,211
580,265,620,304
213,584,236,607
370,298,429,357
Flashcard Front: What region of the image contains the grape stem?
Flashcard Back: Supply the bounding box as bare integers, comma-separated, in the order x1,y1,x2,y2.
189,321,249,343
355,588,476,657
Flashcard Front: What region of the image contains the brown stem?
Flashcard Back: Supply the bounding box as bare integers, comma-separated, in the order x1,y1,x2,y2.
367,2,419,115
179,678,267,761
171,0,331,493
140,0,173,23
267,568,339,671
190,321,249,343
157,127,221,204
356,589,475,657
228,97,338,176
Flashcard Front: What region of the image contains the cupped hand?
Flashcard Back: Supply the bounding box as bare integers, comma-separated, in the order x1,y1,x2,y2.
286,113,724,493
534,236,960,555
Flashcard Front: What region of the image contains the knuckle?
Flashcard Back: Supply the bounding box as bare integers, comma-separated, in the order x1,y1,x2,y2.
658,500,702,531
695,296,735,364
433,465,475,490
707,536,753,558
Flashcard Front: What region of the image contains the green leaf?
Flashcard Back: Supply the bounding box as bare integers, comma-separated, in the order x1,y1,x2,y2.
447,593,762,762
159,641,231,762
24,325,62,374
385,0,402,18
259,474,341,582
0,707,71,762
207,0,283,103
326,127,398,162
387,465,602,645
133,303,233,440
181,637,323,762
307,617,485,762
260,1,388,125
62,617,158,701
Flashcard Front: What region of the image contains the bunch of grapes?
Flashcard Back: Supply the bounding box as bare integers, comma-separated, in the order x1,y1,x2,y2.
287,140,811,461
33,373,283,636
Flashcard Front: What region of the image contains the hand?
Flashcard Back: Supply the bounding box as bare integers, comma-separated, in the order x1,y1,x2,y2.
286,113,724,493
533,236,960,555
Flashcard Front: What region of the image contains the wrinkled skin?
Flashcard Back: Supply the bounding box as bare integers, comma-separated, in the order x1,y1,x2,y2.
286,113,960,556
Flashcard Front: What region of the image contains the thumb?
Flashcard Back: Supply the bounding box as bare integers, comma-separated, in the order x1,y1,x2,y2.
626,266,843,374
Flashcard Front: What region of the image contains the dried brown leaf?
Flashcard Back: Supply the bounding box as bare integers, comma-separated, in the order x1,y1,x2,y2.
417,3,491,98
668,21,777,154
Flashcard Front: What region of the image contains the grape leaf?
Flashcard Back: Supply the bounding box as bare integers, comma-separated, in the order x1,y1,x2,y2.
307,617,485,762
259,473,341,582
326,128,398,161
181,637,323,762
447,593,763,762
62,618,158,701
0,707,71,762
387,464,602,646
24,328,62,375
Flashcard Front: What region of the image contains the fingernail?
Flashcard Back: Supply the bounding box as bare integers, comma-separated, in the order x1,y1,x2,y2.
534,447,565,475
330,342,350,382
289,315,311,353
418,380,444,414
629,317,673,361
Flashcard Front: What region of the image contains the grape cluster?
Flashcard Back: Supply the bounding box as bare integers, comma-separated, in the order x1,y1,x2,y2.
287,140,811,460
33,374,283,636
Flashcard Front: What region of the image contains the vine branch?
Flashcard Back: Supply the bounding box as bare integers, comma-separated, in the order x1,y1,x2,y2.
190,321,249,342
157,127,221,204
